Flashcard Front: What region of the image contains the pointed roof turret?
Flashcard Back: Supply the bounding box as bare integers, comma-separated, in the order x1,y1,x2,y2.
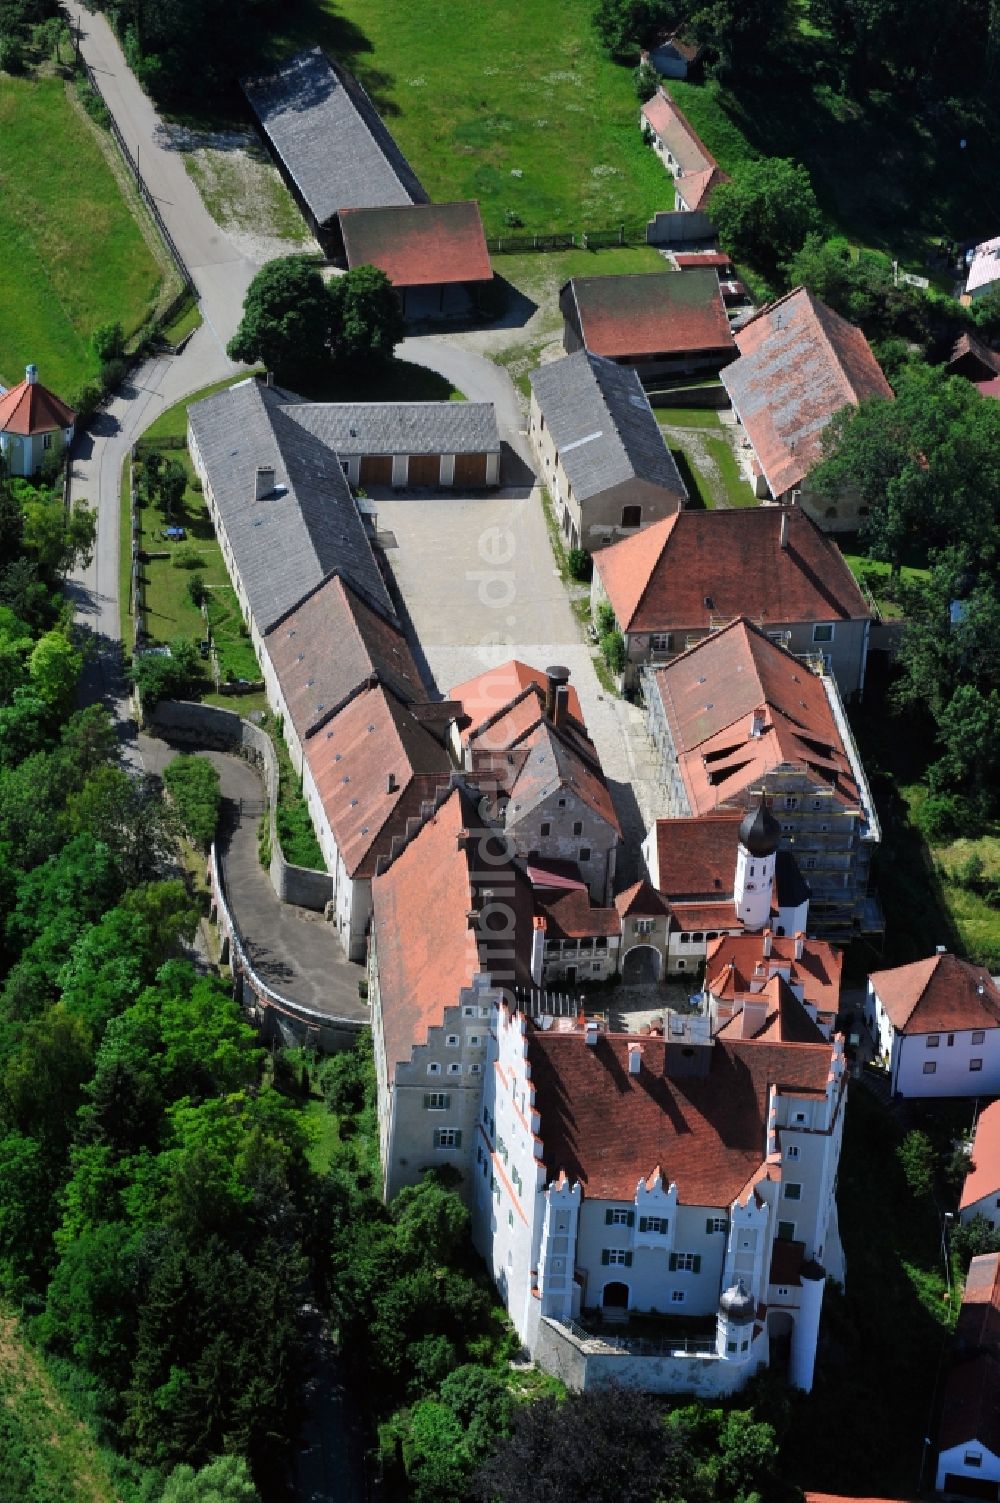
0,365,76,437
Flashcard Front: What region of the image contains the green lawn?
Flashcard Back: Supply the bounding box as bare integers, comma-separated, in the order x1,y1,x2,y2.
136,451,261,685
160,295,203,347
0,1310,122,1503
841,550,930,619
273,0,673,235
905,790,1000,966
658,411,755,510
0,77,165,398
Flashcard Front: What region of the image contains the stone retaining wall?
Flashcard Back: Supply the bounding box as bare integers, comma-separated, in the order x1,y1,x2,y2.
147,699,333,910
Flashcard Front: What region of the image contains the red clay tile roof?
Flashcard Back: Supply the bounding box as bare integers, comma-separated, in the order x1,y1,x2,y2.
565,270,734,360
538,889,621,939
649,617,861,817
955,1253,1000,1354
594,506,870,635
640,90,727,212
743,974,828,1044
265,574,425,742
770,1237,806,1286
947,331,1000,380
305,683,451,878
668,900,742,933
705,932,842,1019
977,376,1000,400
0,372,75,436
339,200,493,288
675,252,733,269
722,288,893,497
869,953,1000,1036
449,661,584,746
962,1105,1000,1211
528,1022,835,1202
371,785,533,1074
655,811,744,898
938,1351,1000,1455
526,858,588,892
614,879,671,919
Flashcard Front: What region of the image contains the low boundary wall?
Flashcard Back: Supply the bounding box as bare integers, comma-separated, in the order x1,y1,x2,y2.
147,699,333,909
208,843,364,1053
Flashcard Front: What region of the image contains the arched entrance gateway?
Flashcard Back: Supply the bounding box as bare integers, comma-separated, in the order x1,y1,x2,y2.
622,944,662,984
602,1281,629,1309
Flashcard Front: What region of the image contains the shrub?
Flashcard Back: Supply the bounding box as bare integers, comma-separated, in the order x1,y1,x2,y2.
503,208,522,229
916,792,976,843
72,381,104,424
317,1043,371,1117
163,753,221,849
600,629,627,675
897,1130,935,1200
952,1214,1000,1272
185,573,207,607
954,853,986,893
173,545,205,571
99,356,127,395
595,602,616,636
568,547,593,582
634,59,659,100
92,321,126,363
0,35,25,73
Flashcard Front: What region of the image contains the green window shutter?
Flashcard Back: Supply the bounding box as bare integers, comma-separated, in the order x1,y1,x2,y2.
627,1211,635,1227
706,1217,714,1235
454,1131,462,1149
423,1095,430,1108
639,1217,648,1233
625,1251,633,1267
693,1255,702,1274
432,1129,441,1148
605,1209,613,1225
443,1094,451,1109
668,1253,678,1272
661,1221,668,1235
602,1249,610,1265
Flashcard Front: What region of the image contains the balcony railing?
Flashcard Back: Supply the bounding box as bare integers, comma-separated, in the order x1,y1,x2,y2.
562,1318,718,1359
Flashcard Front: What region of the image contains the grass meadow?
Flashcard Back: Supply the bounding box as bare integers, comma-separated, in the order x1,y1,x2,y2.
0,77,165,397
275,0,673,235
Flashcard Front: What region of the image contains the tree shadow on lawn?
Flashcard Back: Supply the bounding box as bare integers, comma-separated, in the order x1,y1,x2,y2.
723,67,995,256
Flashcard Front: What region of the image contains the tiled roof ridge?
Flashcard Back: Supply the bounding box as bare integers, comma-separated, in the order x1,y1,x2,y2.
586,352,649,480
469,682,544,743
735,282,808,337
372,772,468,878
806,290,879,408
325,52,418,204
652,86,718,170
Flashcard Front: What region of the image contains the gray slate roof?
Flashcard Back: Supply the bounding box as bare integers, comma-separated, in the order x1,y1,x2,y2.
529,351,687,504
187,378,394,635
242,48,425,225
287,401,501,457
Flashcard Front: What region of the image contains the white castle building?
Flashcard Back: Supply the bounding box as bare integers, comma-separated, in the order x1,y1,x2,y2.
470,999,847,1394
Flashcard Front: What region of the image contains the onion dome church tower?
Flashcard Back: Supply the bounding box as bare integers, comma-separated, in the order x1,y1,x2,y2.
733,794,780,931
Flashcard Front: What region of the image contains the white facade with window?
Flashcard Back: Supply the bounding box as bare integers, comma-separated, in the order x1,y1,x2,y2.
866,981,1000,1098
936,1439,1000,1494
470,1002,848,1395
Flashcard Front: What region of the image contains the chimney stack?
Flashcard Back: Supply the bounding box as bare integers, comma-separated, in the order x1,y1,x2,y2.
544,665,571,722
628,1043,642,1076
762,928,773,958
25,363,38,386
553,684,570,729
386,771,398,795
749,706,766,739
531,916,546,987
255,464,275,501
584,1020,599,1047
794,932,805,961
779,510,789,550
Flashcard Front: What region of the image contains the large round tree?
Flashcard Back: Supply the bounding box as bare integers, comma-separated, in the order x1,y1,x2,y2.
227,255,333,383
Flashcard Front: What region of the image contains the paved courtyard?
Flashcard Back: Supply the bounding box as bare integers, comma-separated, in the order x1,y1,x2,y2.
375,489,663,879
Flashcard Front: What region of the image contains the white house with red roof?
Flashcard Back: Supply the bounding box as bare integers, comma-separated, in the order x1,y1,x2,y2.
865,952,1000,1098
590,504,873,699
639,89,728,217
935,1252,1000,1495
0,364,75,477
471,998,847,1394
960,1101,1000,1230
